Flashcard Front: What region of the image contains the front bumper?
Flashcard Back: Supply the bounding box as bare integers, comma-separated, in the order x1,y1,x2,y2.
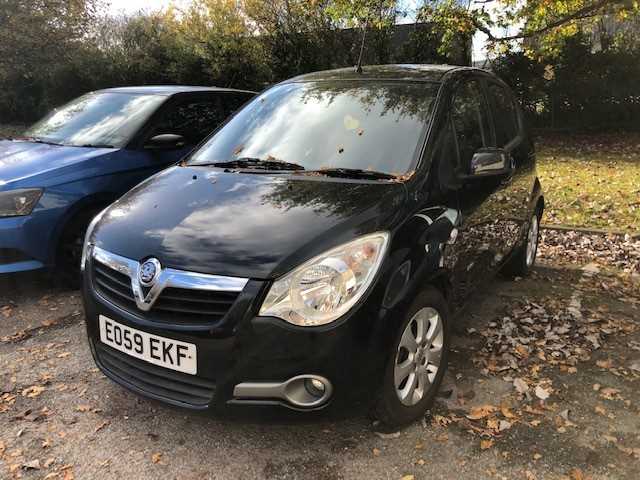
82,259,393,413
0,215,46,273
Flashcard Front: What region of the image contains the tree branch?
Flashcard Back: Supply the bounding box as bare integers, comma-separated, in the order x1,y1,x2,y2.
475,0,619,42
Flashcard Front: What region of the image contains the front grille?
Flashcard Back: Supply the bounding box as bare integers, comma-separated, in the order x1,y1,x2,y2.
96,343,215,407
92,261,240,326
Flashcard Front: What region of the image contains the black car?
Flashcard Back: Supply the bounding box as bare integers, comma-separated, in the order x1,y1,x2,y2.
81,65,544,427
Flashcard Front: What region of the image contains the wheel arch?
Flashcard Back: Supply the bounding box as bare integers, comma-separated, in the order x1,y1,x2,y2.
47,192,118,265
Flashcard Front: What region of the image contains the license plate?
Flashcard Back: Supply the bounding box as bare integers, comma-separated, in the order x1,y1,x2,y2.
99,315,197,375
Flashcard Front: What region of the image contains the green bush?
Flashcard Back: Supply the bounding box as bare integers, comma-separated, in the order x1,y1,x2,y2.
492,35,640,131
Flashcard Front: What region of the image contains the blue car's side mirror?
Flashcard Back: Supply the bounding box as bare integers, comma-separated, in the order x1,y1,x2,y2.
144,134,186,151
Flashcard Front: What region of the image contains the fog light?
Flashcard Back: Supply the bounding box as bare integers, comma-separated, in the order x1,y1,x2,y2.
305,378,326,397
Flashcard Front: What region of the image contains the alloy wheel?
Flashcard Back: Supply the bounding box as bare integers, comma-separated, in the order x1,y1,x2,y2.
525,214,539,268
394,307,444,406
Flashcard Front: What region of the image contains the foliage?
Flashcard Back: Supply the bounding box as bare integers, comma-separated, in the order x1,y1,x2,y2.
0,0,474,124
492,33,640,130
0,0,100,122
419,0,640,56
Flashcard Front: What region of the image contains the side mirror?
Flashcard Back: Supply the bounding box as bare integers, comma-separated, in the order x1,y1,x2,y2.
470,148,511,175
458,149,513,183
144,133,186,151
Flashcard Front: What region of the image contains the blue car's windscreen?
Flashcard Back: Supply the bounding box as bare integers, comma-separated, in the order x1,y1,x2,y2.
188,81,439,175
25,92,166,148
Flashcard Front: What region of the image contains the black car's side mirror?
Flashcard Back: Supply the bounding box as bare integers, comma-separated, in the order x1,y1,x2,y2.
459,148,513,182
144,134,186,151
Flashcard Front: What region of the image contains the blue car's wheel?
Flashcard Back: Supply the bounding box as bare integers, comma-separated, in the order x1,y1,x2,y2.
56,208,102,286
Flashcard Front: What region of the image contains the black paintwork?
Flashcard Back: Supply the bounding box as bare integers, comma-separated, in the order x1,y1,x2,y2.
83,65,544,414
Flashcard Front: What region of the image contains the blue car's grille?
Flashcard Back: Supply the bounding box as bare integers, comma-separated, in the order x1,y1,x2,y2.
91,261,239,326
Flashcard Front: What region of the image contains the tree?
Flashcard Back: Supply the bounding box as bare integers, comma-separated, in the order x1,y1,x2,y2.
418,0,639,57
326,0,402,69
0,0,99,120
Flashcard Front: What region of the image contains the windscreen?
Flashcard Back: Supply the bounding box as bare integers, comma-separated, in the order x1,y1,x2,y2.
188,81,440,175
25,92,166,148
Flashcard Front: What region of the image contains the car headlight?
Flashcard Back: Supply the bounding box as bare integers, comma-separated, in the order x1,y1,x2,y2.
80,208,107,272
259,232,390,326
0,188,43,217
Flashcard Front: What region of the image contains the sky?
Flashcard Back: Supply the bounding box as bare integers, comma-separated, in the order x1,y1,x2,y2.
107,0,181,15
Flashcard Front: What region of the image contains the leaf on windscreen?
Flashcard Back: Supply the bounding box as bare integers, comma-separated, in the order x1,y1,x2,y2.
233,145,243,155
343,115,359,131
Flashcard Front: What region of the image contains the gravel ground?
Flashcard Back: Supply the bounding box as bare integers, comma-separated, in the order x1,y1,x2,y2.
0,231,639,480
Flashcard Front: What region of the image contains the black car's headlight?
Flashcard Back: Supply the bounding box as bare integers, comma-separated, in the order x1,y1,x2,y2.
259,232,390,327
0,188,43,217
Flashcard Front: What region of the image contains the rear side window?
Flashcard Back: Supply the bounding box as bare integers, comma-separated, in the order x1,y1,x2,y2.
450,79,492,170
487,82,520,147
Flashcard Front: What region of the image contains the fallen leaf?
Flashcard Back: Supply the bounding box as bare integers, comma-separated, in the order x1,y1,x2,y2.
480,439,494,450
600,387,620,400
501,406,516,419
375,431,400,440
499,420,512,431
400,475,415,480
513,378,529,394
466,405,497,420
570,468,585,480
22,385,45,398
22,459,41,470
535,385,550,401
151,452,163,464
372,448,381,457
94,421,109,433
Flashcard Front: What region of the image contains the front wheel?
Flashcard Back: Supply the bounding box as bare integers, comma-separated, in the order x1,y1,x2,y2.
374,286,450,429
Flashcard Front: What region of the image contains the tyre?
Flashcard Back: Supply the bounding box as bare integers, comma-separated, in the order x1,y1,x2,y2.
374,286,450,429
56,208,102,287
502,208,541,278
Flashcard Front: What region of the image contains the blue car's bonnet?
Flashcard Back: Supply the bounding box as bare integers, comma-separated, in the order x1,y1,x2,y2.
0,140,114,189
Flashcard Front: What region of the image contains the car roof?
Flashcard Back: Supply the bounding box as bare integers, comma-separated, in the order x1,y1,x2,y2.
96,85,256,96
283,64,484,84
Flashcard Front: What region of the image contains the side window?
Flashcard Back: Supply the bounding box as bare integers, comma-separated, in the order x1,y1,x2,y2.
487,83,520,147
450,79,492,172
222,93,253,116
429,118,460,197
153,97,229,145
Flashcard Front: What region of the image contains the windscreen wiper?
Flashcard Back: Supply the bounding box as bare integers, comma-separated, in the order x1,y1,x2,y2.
16,136,64,146
78,143,115,148
308,168,397,180
208,157,306,171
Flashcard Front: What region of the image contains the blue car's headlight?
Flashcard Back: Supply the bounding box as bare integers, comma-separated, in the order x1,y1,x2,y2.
0,188,43,217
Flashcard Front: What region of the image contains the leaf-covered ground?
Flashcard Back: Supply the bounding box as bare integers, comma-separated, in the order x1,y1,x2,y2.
537,132,640,233
0,231,639,480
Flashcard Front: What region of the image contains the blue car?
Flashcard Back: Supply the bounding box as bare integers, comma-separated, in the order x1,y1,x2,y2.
0,86,254,278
